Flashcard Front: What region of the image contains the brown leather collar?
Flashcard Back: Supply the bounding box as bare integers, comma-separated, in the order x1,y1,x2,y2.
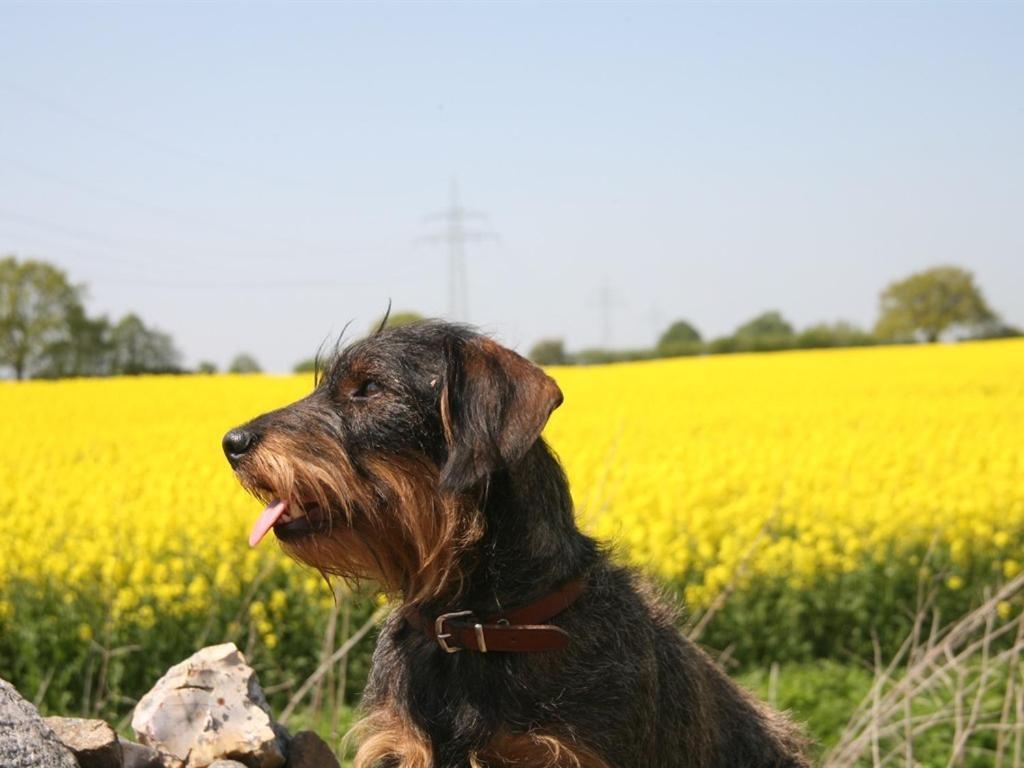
406,578,586,653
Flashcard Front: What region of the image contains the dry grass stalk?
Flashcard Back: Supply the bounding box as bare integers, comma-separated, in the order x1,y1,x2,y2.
826,572,1024,768
994,616,1024,768
279,604,388,725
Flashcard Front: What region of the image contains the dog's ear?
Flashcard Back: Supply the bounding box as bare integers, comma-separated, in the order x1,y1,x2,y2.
439,336,563,492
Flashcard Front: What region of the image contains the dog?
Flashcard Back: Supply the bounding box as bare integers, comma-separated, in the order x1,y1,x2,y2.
223,320,810,768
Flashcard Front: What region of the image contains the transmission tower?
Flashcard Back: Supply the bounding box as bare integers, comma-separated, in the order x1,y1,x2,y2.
588,279,624,348
420,180,497,321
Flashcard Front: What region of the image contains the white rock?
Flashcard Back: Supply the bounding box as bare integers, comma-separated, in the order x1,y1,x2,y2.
131,643,285,768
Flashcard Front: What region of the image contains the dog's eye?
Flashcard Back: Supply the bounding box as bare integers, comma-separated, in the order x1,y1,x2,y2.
352,380,383,399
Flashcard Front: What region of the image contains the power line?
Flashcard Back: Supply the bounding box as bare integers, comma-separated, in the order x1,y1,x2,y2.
0,153,344,259
0,152,393,276
0,78,331,197
0,207,430,290
90,268,435,291
419,179,498,321
0,208,146,263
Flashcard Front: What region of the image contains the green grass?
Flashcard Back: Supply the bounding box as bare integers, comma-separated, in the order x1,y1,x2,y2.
739,660,875,755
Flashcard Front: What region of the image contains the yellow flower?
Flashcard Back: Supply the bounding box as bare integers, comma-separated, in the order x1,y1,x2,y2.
0,337,1021,684
269,589,288,613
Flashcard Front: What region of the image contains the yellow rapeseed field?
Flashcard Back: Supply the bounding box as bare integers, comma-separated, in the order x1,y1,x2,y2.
1,339,1022,708
548,340,1024,605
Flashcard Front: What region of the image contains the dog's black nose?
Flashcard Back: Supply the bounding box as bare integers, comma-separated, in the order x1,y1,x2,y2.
223,428,256,465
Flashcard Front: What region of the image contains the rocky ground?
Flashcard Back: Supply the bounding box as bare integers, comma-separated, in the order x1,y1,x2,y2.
0,643,339,768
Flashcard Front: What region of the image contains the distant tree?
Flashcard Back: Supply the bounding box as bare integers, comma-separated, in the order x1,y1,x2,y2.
573,348,655,365
656,320,702,357
0,256,82,379
293,357,317,373
796,321,877,350
229,353,262,374
371,310,424,332
875,266,996,343
706,336,740,355
963,320,1022,341
735,311,794,341
529,338,568,366
196,361,218,374
110,314,181,374
725,311,796,352
37,306,113,378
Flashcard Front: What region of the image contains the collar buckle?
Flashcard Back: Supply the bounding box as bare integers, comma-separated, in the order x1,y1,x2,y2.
434,610,473,653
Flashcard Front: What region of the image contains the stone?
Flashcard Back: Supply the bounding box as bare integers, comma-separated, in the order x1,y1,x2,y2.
287,731,340,768
208,762,249,768
122,738,176,768
44,716,123,768
131,642,286,768
0,677,78,768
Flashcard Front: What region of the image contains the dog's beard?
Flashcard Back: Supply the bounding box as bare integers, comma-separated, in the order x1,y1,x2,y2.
236,435,484,605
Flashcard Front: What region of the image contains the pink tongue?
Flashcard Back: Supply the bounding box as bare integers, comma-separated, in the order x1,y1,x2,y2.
249,500,287,547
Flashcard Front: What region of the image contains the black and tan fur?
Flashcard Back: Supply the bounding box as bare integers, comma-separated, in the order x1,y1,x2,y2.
224,320,810,768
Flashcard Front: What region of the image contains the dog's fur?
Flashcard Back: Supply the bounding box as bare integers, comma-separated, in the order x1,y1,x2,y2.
225,320,810,768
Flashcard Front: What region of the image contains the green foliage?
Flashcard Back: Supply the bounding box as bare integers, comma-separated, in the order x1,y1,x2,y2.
707,318,880,355
701,311,799,354
706,336,739,354
875,266,997,343
196,361,219,374
37,306,113,378
965,319,1023,341
528,338,568,366
572,348,656,365
109,314,182,375
293,357,318,373
0,571,380,723
229,353,262,374
0,256,182,379
693,538,1009,669
738,661,873,753
707,335,795,354
740,658,1015,767
657,320,703,357
0,256,82,379
735,311,795,341
41,312,181,377
795,321,878,350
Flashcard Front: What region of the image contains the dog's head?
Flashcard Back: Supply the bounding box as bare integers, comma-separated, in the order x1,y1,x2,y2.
223,320,562,603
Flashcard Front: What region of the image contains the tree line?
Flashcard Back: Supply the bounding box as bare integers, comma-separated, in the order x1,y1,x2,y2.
529,265,1019,366
0,256,263,379
2,257,1018,379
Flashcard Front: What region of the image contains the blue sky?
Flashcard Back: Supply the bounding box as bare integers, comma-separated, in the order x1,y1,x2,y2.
1,3,1021,371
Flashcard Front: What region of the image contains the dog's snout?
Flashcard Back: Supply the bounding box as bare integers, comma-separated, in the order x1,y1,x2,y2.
223,428,257,466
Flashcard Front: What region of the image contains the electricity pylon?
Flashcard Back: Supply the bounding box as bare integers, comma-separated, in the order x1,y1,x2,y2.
420,179,498,321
